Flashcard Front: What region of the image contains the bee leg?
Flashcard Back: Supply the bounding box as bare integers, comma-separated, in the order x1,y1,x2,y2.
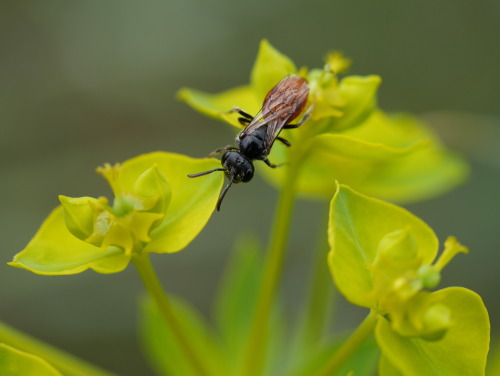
263,158,285,169
283,105,313,129
225,106,254,127
276,137,291,147
230,106,254,120
209,145,239,157
238,117,251,126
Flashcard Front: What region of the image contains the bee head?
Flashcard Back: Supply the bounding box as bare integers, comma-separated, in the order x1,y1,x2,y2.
221,151,254,183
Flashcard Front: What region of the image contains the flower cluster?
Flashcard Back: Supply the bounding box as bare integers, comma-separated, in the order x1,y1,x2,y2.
179,39,467,203
329,184,489,374
10,152,223,275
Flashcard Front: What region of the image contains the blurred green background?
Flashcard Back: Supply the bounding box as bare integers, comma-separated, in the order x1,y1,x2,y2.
1,1,499,374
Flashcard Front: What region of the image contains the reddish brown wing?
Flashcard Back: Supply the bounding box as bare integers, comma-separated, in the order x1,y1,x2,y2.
240,74,309,153
262,74,309,148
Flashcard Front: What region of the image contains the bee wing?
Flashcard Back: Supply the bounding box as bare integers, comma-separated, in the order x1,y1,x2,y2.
240,74,309,152
264,77,310,148
239,107,283,136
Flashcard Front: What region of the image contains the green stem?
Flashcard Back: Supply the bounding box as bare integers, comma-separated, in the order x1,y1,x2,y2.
242,155,300,376
316,311,379,376
0,321,115,376
132,252,211,376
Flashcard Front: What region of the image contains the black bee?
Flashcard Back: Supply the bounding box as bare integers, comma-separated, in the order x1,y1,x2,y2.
188,74,310,211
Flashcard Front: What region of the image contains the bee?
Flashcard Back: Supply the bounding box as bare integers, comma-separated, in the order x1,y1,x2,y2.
188,74,310,211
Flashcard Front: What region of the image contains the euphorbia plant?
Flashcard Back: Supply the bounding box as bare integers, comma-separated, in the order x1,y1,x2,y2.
322,184,489,375
3,40,490,376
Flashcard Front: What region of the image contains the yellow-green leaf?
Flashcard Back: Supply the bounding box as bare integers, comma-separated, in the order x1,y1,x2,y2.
343,111,469,202
250,39,297,99
327,184,438,308
345,111,433,147
119,152,224,253
359,142,468,203
177,85,260,128
9,207,130,275
487,339,500,376
379,355,404,376
0,344,62,376
261,110,467,203
376,287,490,376
324,75,381,132
261,129,426,199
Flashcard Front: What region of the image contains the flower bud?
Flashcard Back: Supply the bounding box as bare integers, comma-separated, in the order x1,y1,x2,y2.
134,165,172,215
377,227,418,261
418,264,441,289
59,196,97,241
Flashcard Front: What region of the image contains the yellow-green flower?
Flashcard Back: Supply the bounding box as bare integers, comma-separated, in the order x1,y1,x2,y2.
328,183,489,375
10,152,223,275
179,39,467,203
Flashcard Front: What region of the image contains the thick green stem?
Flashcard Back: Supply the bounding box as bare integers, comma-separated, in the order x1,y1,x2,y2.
0,321,115,376
316,311,379,376
242,156,300,376
132,252,211,376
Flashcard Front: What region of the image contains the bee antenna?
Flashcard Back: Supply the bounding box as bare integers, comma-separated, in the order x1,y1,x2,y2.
187,168,228,178
216,178,234,211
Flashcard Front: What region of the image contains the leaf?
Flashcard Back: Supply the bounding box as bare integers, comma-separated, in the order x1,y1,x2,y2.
9,206,130,275
359,142,468,203
119,152,224,253
177,85,260,128
486,338,500,376
212,236,286,376
261,110,467,204
376,287,490,376
345,111,433,147
261,128,427,199
250,39,297,100
344,111,468,203
379,355,404,376
327,184,438,308
213,236,263,371
140,295,226,376
0,344,62,376
291,335,379,376
325,75,381,132
177,39,298,130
